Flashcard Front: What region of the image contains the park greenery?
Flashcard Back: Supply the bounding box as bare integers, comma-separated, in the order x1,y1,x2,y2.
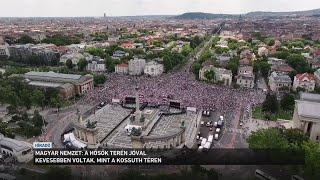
0,74,60,138
0,108,45,138
227,56,240,76
253,58,271,78
42,34,81,46
204,70,215,82
7,53,60,66
0,75,62,110
248,127,320,179
77,58,88,71
253,93,295,120
17,34,36,44
93,74,107,86
91,32,108,41
14,110,45,138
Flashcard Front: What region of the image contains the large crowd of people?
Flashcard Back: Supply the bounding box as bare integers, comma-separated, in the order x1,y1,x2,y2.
80,58,265,117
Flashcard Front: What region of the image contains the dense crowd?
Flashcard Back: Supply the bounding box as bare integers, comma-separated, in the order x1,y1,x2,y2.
80,60,265,117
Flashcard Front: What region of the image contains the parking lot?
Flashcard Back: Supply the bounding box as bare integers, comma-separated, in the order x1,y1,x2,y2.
196,110,224,150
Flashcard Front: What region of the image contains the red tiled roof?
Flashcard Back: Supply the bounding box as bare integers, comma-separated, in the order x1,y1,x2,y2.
296,73,315,81
273,65,294,73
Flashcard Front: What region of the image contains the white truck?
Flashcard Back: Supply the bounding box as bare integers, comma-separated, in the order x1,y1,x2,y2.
203,142,211,150
201,138,207,147
207,135,214,143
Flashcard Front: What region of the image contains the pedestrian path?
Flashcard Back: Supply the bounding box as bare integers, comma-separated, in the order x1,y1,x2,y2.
226,128,243,134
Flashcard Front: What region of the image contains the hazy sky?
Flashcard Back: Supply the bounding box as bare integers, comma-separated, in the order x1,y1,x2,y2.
1,0,320,17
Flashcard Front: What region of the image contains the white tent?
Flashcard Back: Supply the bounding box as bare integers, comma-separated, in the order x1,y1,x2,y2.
63,132,87,149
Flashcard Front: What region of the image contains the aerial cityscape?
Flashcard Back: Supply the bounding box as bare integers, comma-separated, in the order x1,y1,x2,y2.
0,0,320,179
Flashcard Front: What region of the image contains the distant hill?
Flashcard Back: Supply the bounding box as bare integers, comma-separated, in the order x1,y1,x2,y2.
175,12,236,20
175,8,320,19
246,8,320,17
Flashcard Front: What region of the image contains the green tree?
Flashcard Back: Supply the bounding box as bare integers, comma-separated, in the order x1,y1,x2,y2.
20,89,32,109
66,59,74,69
181,45,193,57
32,110,44,128
163,52,185,72
50,97,62,112
275,51,290,60
0,121,14,138
190,36,203,49
153,40,163,47
17,34,35,44
254,60,271,78
105,55,115,72
227,56,240,76
199,49,213,64
204,70,215,82
302,141,320,179
93,74,107,86
248,128,289,149
42,34,80,46
77,58,88,71
265,38,275,46
287,54,311,73
262,93,279,114
86,47,105,58
280,93,295,111
282,128,308,148
248,127,320,179
192,63,202,77
31,89,45,108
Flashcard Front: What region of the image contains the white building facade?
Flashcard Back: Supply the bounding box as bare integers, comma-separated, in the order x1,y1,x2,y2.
86,59,106,72
129,58,146,76
293,73,316,92
144,61,164,76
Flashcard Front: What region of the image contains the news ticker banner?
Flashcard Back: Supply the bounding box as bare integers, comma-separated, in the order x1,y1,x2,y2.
33,148,305,165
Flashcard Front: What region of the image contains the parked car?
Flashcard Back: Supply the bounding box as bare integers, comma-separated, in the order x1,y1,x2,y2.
214,134,219,140
214,121,218,127
216,128,221,133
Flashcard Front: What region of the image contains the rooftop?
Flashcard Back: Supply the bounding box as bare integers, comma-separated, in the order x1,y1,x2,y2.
25,71,82,80
28,81,63,88
297,101,320,119
300,92,320,103
24,71,93,85
295,73,315,82
270,72,292,83
0,135,32,152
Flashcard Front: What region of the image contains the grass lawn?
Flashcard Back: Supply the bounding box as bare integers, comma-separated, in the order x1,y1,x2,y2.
252,106,293,120
277,109,293,120
252,106,265,119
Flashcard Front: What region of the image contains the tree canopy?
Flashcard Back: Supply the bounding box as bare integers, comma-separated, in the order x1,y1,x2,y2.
280,93,295,111
262,93,279,114
43,34,81,46
204,70,215,82
17,34,36,44
248,127,320,179
77,58,88,71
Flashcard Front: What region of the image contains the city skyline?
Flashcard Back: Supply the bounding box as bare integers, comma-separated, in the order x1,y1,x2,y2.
1,0,320,17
